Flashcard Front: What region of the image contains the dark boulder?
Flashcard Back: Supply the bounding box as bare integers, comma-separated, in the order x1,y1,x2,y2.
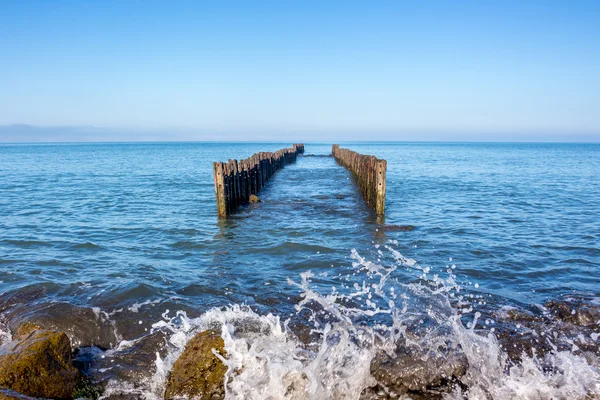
546,299,600,328
368,345,467,396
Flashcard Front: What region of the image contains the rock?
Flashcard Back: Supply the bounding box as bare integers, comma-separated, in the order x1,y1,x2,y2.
369,345,467,396
164,330,227,400
71,378,103,400
492,303,597,364
546,299,600,328
86,331,169,389
0,389,39,400
380,225,416,232
0,329,81,399
8,302,119,350
249,194,260,203
15,322,41,340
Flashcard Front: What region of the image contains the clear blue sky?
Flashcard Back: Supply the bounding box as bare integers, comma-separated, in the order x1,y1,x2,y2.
1,1,599,141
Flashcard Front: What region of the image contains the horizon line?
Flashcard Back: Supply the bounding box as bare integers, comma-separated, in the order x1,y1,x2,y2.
1,139,599,145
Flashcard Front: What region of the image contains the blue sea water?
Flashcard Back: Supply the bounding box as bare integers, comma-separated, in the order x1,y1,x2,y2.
1,143,598,306
0,142,599,398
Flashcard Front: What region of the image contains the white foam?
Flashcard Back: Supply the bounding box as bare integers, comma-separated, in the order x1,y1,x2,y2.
0,315,11,346
100,246,600,399
128,299,161,313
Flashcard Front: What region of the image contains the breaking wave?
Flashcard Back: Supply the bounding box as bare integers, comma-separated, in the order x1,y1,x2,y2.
99,245,600,399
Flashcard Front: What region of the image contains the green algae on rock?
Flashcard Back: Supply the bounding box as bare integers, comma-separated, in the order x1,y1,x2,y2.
0,328,81,399
164,330,227,400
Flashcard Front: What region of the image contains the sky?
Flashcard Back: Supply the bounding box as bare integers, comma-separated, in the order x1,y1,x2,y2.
1,1,599,142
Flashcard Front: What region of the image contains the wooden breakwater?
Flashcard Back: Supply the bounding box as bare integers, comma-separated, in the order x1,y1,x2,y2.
213,144,305,218
332,144,387,216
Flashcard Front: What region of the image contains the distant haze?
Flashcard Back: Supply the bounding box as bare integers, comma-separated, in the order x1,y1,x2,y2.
1,1,599,142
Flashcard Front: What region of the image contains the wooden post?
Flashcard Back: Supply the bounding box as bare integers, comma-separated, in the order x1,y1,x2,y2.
213,162,226,218
233,159,240,207
224,162,232,214
240,160,247,203
212,144,305,218
375,159,386,216
332,144,386,216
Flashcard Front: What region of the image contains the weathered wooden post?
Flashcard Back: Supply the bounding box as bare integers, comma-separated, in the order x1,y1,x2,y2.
331,144,387,216
213,162,227,218
240,160,247,202
212,144,305,217
375,159,386,216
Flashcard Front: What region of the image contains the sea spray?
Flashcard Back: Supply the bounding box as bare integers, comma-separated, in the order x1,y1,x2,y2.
98,245,600,399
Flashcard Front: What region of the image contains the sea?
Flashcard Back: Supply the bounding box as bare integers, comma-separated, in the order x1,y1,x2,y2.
1,142,599,399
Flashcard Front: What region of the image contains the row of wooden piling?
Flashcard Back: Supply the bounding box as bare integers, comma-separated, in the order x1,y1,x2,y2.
331,144,387,216
213,144,305,218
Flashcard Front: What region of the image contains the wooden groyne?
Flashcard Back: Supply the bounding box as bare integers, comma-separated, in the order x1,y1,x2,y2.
213,144,304,218
332,144,387,216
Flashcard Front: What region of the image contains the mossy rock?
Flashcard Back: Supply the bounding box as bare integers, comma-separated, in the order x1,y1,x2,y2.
72,378,103,400
15,322,41,340
0,328,81,399
164,330,227,400
0,389,38,400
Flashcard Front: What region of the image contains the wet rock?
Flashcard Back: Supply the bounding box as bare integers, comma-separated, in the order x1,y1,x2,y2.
0,285,50,315
0,389,39,400
249,194,260,203
492,326,553,364
15,322,41,339
0,329,81,399
8,302,119,350
85,331,168,389
503,307,543,324
164,330,227,400
71,378,103,400
493,301,600,364
360,385,446,400
546,299,600,328
491,307,555,363
368,346,467,396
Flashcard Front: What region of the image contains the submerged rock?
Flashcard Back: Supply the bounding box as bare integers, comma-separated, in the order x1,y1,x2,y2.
7,302,119,350
380,225,416,232
249,194,261,203
0,328,81,399
164,330,227,400
85,331,168,390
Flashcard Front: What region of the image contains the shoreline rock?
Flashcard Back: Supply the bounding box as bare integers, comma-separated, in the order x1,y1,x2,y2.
7,302,119,351
366,345,468,398
164,330,227,400
0,326,81,399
